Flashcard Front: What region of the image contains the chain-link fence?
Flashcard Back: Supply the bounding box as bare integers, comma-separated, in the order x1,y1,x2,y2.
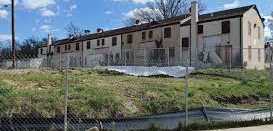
0,46,273,130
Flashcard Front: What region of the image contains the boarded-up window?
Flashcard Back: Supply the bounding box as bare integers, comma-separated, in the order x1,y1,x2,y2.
142,32,146,40
248,46,252,60
248,21,252,36
164,27,172,38
222,21,230,34
76,43,80,51
127,34,133,44
112,37,117,46
86,41,91,49
97,40,100,46
149,31,153,39
198,25,203,34
182,37,190,48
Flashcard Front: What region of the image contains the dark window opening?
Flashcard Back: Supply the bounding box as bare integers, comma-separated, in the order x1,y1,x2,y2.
57,47,60,53
86,41,91,49
68,45,71,50
112,37,117,46
164,27,172,38
198,25,203,34
149,31,153,39
76,43,80,51
40,48,43,54
127,34,133,44
97,40,100,46
142,32,146,40
222,21,230,34
182,37,190,48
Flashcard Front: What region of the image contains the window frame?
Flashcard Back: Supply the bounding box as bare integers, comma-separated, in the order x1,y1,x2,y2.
76,43,80,51
142,31,146,40
182,37,190,48
164,27,172,38
198,25,203,34
127,34,133,44
222,21,230,34
86,41,91,49
112,37,117,46
149,30,153,39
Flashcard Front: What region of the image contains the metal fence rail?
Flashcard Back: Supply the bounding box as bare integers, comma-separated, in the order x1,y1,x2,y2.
0,46,273,131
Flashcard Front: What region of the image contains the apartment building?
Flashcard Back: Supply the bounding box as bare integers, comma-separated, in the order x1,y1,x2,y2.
39,2,265,69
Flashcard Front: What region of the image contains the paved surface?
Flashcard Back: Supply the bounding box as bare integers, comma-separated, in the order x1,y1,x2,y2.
209,125,273,131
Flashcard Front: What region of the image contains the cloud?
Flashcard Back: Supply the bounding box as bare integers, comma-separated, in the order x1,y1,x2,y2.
224,0,240,9
125,7,153,18
21,0,56,10
0,34,18,42
105,11,112,15
40,24,58,33
40,8,56,17
0,0,11,5
0,9,8,18
264,15,273,38
112,0,152,4
65,4,77,17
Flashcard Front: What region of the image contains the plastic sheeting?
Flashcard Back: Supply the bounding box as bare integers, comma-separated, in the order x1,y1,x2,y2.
99,66,195,78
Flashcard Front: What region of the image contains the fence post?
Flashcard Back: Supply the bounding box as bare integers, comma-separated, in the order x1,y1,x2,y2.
64,65,69,131
184,65,189,127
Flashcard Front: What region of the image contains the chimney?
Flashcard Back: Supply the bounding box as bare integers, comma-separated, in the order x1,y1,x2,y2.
47,33,52,46
190,0,199,66
47,33,52,54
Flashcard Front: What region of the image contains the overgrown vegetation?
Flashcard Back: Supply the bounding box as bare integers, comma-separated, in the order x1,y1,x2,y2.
0,68,271,118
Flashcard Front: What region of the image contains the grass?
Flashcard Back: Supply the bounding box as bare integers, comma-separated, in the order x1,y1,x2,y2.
0,68,271,118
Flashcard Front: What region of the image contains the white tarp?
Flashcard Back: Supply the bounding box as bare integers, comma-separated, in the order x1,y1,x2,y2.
99,66,194,78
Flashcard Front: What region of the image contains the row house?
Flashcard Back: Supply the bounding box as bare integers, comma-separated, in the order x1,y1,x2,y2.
39,2,265,69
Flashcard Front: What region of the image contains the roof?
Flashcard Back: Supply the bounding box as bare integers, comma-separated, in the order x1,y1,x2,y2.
54,4,259,46
181,5,258,26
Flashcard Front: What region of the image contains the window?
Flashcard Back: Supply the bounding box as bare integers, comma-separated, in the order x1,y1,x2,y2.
97,40,100,46
164,27,172,38
182,37,190,48
86,41,91,49
68,44,71,50
76,43,80,51
101,39,105,46
222,21,230,34
198,25,203,34
149,31,153,39
112,37,117,46
142,32,146,40
40,48,43,54
65,45,68,51
258,26,261,39
248,46,252,60
127,34,133,44
248,21,252,36
57,47,60,53
169,47,175,58
258,48,261,62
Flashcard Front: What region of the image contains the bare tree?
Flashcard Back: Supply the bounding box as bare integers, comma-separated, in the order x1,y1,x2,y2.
126,0,206,25
65,22,85,38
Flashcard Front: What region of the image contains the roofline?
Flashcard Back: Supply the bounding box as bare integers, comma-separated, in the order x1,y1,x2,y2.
53,4,263,46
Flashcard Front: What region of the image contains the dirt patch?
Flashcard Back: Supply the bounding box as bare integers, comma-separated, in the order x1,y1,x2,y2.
212,95,260,105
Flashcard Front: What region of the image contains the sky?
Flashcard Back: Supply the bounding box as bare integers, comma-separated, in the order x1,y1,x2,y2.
0,0,273,43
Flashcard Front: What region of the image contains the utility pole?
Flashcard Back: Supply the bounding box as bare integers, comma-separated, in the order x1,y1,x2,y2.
11,0,16,69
